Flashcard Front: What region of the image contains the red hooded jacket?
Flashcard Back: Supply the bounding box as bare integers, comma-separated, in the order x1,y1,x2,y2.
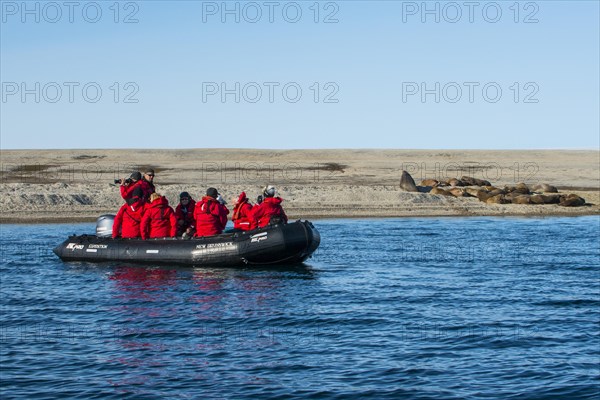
232,192,253,231
140,196,177,239
251,197,288,229
112,200,146,238
175,199,196,229
120,180,153,202
194,196,229,237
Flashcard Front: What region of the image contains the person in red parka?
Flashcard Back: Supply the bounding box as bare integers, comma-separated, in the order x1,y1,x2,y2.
175,191,196,236
140,168,156,200
231,191,254,231
251,185,288,229
119,171,154,202
113,187,146,238
194,187,229,237
140,193,177,239
119,171,143,200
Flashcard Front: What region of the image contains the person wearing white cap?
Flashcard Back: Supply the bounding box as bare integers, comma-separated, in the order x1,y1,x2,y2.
250,185,288,229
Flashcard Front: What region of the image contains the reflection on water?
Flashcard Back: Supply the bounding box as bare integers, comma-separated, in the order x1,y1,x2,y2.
110,266,178,299
101,264,318,394
190,268,227,321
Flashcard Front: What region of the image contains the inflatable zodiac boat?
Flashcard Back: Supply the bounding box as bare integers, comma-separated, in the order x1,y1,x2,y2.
53,215,320,267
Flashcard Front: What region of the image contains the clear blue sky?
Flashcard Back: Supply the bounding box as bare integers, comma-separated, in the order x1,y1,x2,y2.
1,0,598,149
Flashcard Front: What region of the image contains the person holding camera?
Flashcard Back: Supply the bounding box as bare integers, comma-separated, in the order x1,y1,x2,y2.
118,171,154,202
194,187,229,237
118,171,143,201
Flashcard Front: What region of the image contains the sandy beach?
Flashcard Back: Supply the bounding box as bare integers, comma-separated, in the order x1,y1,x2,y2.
0,149,598,223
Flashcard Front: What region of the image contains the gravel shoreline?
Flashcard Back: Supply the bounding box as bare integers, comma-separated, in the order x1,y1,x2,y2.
1,149,598,224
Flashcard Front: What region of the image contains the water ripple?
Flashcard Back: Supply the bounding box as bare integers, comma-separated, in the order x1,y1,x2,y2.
1,217,599,399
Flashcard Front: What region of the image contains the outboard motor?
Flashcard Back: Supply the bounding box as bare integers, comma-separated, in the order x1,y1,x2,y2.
96,214,115,238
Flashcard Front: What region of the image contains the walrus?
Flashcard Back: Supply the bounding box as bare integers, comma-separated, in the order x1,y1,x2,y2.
541,194,561,204
421,179,440,187
488,188,506,196
461,176,491,186
464,188,483,197
514,183,530,195
476,190,492,202
430,187,453,196
559,194,586,207
485,194,509,204
532,183,559,193
448,188,471,197
400,170,419,192
512,195,531,204
446,178,464,187
530,194,546,204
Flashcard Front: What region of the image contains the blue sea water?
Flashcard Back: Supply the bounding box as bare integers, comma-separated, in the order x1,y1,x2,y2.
1,216,599,399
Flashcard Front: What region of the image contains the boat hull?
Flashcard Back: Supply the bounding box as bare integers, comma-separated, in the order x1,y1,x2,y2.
53,221,320,267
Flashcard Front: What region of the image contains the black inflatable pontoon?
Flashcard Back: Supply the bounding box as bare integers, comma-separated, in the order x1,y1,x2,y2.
53,220,320,267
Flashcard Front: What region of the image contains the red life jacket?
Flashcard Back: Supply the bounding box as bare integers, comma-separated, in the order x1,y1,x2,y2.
194,196,229,237
232,192,253,231
140,196,177,239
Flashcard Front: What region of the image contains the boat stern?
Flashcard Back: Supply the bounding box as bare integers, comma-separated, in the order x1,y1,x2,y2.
303,220,321,257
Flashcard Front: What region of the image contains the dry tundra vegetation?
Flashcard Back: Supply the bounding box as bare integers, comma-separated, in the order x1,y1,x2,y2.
0,149,598,223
